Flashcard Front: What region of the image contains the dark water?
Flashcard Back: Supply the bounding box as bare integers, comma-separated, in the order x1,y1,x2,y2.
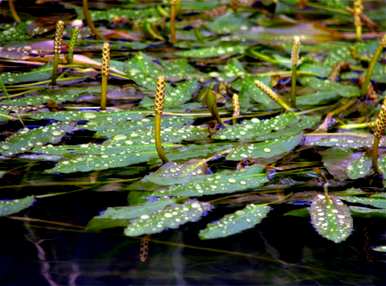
0,189,385,286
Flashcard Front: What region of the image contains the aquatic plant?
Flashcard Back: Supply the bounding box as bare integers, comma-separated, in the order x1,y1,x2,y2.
51,20,64,86
82,0,102,39
66,26,80,64
100,42,110,111
154,76,169,164
290,36,300,107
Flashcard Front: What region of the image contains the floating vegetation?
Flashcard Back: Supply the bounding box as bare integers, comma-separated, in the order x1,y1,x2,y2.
1,0,386,249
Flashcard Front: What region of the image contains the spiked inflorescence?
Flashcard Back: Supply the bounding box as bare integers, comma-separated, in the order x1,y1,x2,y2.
372,98,386,173
139,235,150,263
361,34,386,96
232,93,240,124
154,76,169,164
66,27,80,64
290,36,301,108
254,79,294,112
51,20,65,86
100,42,110,111
353,0,363,41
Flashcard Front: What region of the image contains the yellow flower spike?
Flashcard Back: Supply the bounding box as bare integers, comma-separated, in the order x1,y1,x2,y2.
66,27,80,64
51,20,65,86
100,42,110,111
290,36,301,108
372,99,386,173
232,93,240,125
82,0,102,40
361,35,386,96
353,0,363,41
8,0,21,23
254,79,295,112
154,76,169,164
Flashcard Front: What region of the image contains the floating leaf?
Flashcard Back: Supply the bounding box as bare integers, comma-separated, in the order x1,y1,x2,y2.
207,12,249,34
199,204,271,239
0,64,52,85
157,165,268,197
349,206,386,218
87,199,176,231
1,86,100,106
214,113,318,142
0,196,35,217
340,196,386,209
304,133,377,149
143,160,208,186
226,134,303,161
176,45,246,59
124,200,212,236
0,22,30,45
31,110,145,122
346,153,372,179
309,194,353,243
126,52,161,90
0,123,74,156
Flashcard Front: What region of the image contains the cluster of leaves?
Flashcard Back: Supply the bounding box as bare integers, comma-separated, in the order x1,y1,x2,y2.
0,0,386,249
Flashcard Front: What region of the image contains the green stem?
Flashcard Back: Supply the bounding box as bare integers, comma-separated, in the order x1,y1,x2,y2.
8,0,21,23
67,27,80,64
372,136,381,173
154,113,169,164
82,0,102,40
361,35,386,96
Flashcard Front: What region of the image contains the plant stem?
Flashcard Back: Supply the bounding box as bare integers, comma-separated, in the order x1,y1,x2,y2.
170,0,178,44
100,42,110,111
67,27,80,64
361,35,386,96
232,93,240,124
205,88,223,125
290,36,300,108
51,20,64,86
82,0,102,40
353,0,363,41
8,0,21,23
154,76,169,164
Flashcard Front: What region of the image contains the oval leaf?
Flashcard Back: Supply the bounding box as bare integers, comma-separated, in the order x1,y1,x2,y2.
0,196,35,217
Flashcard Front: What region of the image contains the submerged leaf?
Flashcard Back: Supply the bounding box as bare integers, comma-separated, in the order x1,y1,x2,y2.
199,204,271,239
86,199,176,231
309,194,353,243
0,196,35,217
124,200,212,236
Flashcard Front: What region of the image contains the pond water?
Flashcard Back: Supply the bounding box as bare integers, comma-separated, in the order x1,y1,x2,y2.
0,185,385,286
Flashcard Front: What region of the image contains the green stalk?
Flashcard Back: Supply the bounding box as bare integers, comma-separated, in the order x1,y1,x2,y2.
170,0,178,44
290,36,300,108
66,27,80,64
8,0,21,23
353,0,363,41
51,20,64,86
361,35,386,96
100,42,110,111
154,76,169,164
372,99,386,173
204,88,223,125
82,0,102,40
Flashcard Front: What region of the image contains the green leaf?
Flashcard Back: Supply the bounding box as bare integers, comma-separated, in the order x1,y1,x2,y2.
304,133,374,149
124,200,212,236
86,199,176,231
31,110,145,122
309,194,353,243
199,204,271,239
340,196,386,209
1,86,100,106
0,64,52,85
226,134,303,161
214,113,318,142
0,196,35,217
0,22,30,45
157,165,268,197
126,52,162,89
143,160,208,186
207,12,249,34
0,123,74,156
176,45,247,59
346,153,372,179
349,206,386,218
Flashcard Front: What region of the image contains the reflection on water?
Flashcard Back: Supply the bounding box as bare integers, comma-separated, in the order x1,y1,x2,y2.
0,192,385,286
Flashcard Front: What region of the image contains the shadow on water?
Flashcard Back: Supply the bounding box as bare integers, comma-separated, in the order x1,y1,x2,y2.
0,189,385,286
